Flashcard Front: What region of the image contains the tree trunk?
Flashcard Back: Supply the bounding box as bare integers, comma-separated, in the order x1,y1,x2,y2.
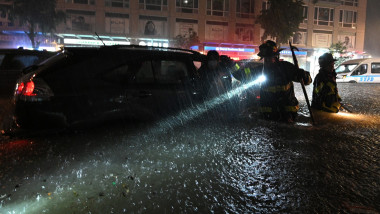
26,22,38,50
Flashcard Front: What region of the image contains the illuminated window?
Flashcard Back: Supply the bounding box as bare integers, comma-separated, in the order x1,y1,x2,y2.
139,0,168,11
314,7,334,26
236,0,255,18
339,10,357,28
341,0,358,6
206,0,229,17
175,0,198,13
105,0,129,8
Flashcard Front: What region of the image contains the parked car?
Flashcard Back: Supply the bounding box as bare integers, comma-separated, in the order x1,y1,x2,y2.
12,45,207,129
336,58,380,83
0,48,57,97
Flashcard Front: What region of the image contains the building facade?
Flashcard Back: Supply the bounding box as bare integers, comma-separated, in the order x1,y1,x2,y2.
0,0,367,73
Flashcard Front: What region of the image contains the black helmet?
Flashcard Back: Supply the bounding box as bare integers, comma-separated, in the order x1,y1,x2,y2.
319,53,337,67
257,40,282,58
206,50,220,60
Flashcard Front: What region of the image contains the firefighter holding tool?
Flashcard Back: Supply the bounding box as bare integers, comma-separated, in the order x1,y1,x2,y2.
232,40,312,123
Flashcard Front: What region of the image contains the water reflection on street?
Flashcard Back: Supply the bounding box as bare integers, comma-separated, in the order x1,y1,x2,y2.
0,83,379,213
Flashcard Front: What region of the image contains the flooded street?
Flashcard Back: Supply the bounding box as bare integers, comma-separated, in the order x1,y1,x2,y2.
1,83,379,213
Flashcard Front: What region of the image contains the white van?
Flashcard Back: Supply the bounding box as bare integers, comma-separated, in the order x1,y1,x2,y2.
335,58,380,83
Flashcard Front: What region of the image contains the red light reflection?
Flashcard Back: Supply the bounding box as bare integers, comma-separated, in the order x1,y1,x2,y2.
0,139,32,150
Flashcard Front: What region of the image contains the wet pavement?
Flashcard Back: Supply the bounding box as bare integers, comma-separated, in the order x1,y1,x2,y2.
0,83,379,213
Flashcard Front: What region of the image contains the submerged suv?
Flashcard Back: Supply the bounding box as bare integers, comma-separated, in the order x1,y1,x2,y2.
13,45,207,129
0,48,56,97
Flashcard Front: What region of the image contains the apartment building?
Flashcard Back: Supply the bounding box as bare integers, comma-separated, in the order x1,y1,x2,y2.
0,0,367,72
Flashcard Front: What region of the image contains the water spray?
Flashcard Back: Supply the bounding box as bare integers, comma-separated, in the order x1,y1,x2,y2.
151,74,266,133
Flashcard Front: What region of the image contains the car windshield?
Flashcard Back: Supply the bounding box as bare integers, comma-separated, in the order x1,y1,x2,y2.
335,63,358,73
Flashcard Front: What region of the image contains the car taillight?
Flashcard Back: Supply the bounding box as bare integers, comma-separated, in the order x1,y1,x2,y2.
15,77,54,101
16,82,24,95
24,81,35,96
16,81,36,96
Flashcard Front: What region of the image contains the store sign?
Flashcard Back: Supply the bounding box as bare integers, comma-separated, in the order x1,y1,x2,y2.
64,38,130,46
190,45,199,50
138,40,169,47
64,37,169,47
281,50,307,56
205,46,255,52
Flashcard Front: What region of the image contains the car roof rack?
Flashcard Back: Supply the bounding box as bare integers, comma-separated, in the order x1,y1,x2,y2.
101,45,202,55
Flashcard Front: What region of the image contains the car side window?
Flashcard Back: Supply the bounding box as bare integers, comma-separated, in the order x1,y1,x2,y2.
371,63,380,73
156,60,188,84
135,60,155,83
103,64,133,84
352,64,367,75
12,55,40,68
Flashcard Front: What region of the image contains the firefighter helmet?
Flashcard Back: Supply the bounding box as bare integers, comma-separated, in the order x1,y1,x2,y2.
318,53,337,67
258,40,282,58
206,50,220,60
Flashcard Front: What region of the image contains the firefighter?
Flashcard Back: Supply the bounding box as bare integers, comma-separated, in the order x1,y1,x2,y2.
232,40,312,123
219,55,244,90
198,50,228,98
311,53,341,113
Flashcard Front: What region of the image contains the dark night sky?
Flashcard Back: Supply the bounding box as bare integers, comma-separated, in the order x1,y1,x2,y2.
364,0,380,57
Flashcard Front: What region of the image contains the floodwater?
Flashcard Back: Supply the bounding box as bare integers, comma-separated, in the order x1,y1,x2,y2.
0,83,379,214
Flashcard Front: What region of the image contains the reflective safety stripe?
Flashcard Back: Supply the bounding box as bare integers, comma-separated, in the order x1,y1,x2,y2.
322,101,341,113
326,82,335,90
314,82,324,94
235,63,240,70
244,68,251,77
259,105,299,113
326,82,336,95
315,82,337,96
284,105,299,112
259,107,272,113
262,82,292,93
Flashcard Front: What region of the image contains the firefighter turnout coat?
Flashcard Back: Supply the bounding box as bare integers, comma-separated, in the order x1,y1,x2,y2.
233,60,312,120
311,69,341,113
